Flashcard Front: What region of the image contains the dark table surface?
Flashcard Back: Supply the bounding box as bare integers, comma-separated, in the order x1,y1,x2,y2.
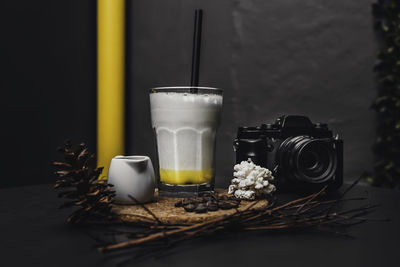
0,183,399,267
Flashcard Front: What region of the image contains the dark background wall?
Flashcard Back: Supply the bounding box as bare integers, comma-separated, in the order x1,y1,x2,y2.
128,0,377,188
0,1,97,188
1,0,377,188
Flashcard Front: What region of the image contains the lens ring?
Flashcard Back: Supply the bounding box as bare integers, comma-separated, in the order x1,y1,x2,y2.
295,139,336,183
299,151,319,170
276,136,337,184
297,141,336,183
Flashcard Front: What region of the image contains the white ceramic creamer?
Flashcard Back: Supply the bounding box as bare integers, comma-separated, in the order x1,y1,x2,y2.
108,156,155,204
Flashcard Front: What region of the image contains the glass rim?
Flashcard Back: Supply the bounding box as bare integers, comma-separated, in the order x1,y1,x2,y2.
149,86,223,94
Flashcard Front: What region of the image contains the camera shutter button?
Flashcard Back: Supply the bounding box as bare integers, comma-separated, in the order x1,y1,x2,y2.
315,123,328,129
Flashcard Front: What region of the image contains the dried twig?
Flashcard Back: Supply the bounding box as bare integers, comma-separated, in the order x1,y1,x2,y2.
98,176,378,254
52,143,379,258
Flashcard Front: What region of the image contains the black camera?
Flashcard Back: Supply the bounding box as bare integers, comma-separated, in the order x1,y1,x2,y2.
233,115,343,192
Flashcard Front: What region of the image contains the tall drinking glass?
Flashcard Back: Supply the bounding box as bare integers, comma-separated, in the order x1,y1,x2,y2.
150,87,223,197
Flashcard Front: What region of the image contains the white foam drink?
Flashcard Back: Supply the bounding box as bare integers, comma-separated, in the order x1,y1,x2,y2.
150,87,223,195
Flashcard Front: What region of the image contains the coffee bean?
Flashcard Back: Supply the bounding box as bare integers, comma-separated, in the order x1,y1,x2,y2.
207,204,219,211
195,203,207,213
218,201,229,210
203,196,212,202
177,193,241,213
174,200,183,207
219,200,239,210
184,203,196,212
182,199,193,206
220,195,228,201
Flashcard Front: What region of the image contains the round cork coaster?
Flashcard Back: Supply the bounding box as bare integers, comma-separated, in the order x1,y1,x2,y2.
113,189,269,225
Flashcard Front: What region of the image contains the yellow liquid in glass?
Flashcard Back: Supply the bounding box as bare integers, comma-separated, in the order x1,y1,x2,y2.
159,169,213,185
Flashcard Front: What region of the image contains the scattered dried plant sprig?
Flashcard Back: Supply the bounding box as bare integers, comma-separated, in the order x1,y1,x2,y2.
52,142,380,259
99,175,378,253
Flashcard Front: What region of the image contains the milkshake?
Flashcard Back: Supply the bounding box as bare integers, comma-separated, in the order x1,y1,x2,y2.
150,87,223,196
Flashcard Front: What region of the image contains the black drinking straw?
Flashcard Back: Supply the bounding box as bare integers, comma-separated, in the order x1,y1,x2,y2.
190,9,203,91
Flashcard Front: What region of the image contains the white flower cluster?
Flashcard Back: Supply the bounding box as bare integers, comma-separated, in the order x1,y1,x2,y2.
228,158,276,200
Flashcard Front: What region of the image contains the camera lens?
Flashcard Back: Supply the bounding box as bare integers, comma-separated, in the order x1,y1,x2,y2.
300,151,318,170
276,136,337,184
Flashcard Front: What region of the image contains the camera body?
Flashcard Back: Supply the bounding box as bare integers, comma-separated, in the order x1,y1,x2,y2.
233,115,343,192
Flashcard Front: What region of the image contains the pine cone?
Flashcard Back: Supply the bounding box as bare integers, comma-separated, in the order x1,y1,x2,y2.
53,140,116,223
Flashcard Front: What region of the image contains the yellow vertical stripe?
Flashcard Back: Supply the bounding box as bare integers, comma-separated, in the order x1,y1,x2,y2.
97,0,125,179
